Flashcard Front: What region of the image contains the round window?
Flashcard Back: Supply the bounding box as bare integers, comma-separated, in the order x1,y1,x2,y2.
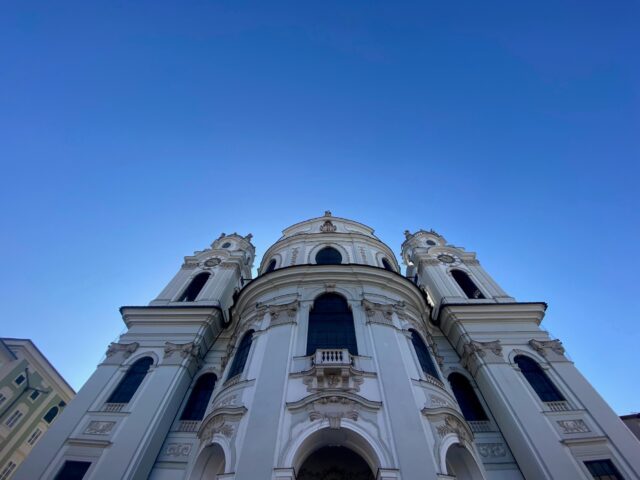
221,242,231,248
426,240,436,246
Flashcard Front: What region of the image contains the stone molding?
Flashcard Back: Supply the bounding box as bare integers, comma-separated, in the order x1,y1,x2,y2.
84,421,115,435
287,392,381,430
165,443,192,458
477,443,507,458
300,363,368,394
164,341,200,359
105,342,139,358
257,300,300,327
462,340,503,373
529,339,565,357
198,406,247,441
557,419,590,434
320,220,337,233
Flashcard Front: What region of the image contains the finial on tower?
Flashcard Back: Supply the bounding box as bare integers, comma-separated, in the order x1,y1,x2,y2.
404,230,412,240
324,210,332,217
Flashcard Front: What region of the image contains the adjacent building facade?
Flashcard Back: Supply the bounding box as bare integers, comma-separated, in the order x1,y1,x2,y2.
0,338,75,479
15,213,640,479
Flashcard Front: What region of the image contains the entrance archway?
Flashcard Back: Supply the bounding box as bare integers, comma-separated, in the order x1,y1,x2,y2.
445,444,484,480
298,446,375,480
190,443,225,479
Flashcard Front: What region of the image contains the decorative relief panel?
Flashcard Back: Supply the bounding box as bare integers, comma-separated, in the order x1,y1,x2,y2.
435,415,473,444
84,421,115,435
287,392,381,430
529,339,565,357
198,406,247,442
105,342,139,358
557,419,590,434
164,341,200,359
477,443,506,458
256,300,299,327
320,220,337,233
462,340,503,373
165,443,192,457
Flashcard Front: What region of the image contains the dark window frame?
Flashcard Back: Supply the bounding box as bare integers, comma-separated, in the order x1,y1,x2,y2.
451,269,486,299
315,247,343,265
448,372,488,421
514,355,565,402
585,459,625,480
227,331,254,380
410,329,439,380
306,293,358,355
106,356,153,404
178,272,211,302
54,461,92,480
180,373,217,421
381,258,394,272
265,259,277,273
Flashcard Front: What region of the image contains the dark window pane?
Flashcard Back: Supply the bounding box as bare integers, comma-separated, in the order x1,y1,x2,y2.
448,373,488,421
451,270,485,299
410,330,439,379
227,331,253,380
15,374,25,385
315,247,342,265
54,461,91,480
307,294,357,355
43,406,59,423
585,460,624,480
514,355,564,402
382,258,394,272
181,373,217,421
178,272,210,302
265,259,277,273
107,357,153,404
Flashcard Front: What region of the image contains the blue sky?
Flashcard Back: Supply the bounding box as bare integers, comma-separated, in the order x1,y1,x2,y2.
1,1,638,413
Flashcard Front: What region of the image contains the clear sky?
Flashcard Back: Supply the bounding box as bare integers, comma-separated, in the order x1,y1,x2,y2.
1,1,638,414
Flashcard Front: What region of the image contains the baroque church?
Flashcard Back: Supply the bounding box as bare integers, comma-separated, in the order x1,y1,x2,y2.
16,213,640,480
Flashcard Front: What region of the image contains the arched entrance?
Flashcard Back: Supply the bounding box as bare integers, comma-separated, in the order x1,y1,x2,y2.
445,444,484,480
298,446,374,480
190,443,225,479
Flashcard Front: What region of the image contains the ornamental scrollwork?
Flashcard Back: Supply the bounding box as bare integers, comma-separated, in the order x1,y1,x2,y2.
529,339,565,357
105,342,139,358
164,341,200,359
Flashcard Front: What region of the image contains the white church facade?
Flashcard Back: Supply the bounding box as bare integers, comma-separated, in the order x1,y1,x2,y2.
15,213,640,479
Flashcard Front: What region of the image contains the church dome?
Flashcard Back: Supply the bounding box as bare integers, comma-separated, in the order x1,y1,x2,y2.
258,211,401,274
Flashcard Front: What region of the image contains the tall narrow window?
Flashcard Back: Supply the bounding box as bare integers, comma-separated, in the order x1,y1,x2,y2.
585,460,624,480
514,355,564,402
451,270,485,299
178,272,210,302
5,410,23,428
315,247,342,265
107,356,153,404
307,293,357,355
54,461,92,480
448,373,488,421
181,373,217,421
227,331,254,380
382,258,394,272
0,462,17,480
410,330,439,379
43,406,59,424
265,259,277,273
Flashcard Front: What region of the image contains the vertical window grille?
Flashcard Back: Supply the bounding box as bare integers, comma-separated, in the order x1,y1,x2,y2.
0,462,17,480
178,272,210,302
227,331,254,380
5,410,23,428
514,355,564,402
306,293,358,355
107,357,153,404
448,373,488,421
410,330,439,379
451,270,485,299
54,461,92,480
315,247,342,265
27,428,43,446
180,373,217,421
585,460,624,480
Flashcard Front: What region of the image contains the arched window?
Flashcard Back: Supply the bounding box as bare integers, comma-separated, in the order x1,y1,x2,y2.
381,258,394,272
410,330,439,379
315,247,342,265
181,373,217,421
107,357,153,404
451,270,485,299
227,331,254,380
43,406,59,424
448,373,488,421
514,355,564,402
265,259,277,273
178,272,210,302
307,293,357,355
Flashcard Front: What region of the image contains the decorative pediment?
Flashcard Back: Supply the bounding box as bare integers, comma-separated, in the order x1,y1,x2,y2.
287,392,381,429
105,342,139,358
320,220,337,233
422,408,474,446
164,341,200,359
198,405,247,441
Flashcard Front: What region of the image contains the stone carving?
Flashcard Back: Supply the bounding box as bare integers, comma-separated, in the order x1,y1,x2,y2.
362,299,406,326
84,421,115,435
105,342,139,358
204,257,221,267
301,362,365,394
198,406,247,441
257,300,299,326
478,443,506,458
557,419,590,434
324,283,336,292
165,443,192,457
308,396,359,429
213,394,237,409
200,417,234,438
462,340,503,369
291,247,299,265
324,210,332,216
529,339,565,357
359,247,368,264
219,262,240,270
164,341,200,359
181,261,198,269
320,220,337,233
429,395,451,409
436,415,472,443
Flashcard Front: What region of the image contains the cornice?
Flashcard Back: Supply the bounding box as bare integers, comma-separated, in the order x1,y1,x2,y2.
119,305,223,328
438,302,547,335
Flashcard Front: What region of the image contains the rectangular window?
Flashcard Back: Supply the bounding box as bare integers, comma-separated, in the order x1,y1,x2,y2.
29,390,40,401
0,393,6,407
54,461,91,480
5,410,23,428
14,374,25,386
585,459,624,480
27,428,43,446
0,462,17,480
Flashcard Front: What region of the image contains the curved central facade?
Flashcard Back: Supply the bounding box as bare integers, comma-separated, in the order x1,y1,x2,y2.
16,213,640,480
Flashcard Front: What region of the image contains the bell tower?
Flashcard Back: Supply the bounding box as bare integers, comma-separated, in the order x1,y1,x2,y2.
401,229,513,316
